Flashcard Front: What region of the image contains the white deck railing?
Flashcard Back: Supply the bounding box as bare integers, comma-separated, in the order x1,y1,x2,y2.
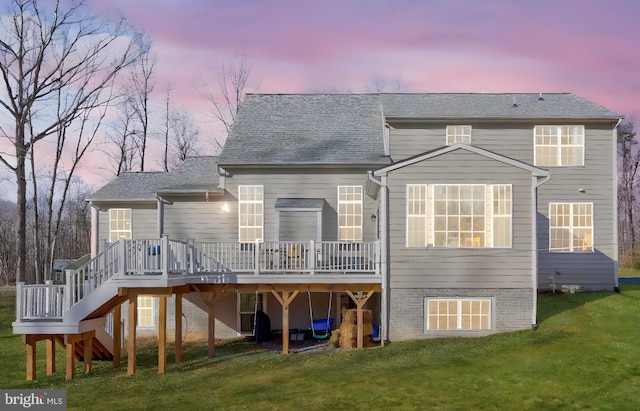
16,238,379,322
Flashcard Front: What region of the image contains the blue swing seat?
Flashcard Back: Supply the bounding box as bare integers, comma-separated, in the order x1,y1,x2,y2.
311,318,334,339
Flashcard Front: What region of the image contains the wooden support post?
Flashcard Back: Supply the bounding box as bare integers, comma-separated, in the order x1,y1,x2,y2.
128,297,137,376
270,287,302,355
65,340,75,380
113,305,121,368
46,337,56,376
25,335,36,381
208,295,215,358
83,332,92,374
345,289,376,349
175,293,183,363
158,296,167,374
282,291,290,355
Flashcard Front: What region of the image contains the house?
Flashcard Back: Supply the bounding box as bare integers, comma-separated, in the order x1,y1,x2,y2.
13,92,621,380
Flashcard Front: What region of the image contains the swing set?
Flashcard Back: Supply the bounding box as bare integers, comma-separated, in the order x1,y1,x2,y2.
307,286,334,339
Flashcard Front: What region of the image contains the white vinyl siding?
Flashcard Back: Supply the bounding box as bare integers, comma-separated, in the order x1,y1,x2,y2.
425,298,491,331
338,185,362,241
238,185,263,243
406,184,512,248
549,202,593,252
534,125,585,166
109,208,131,242
446,125,472,145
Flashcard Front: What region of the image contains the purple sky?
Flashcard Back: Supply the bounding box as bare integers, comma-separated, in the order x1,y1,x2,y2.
90,0,640,118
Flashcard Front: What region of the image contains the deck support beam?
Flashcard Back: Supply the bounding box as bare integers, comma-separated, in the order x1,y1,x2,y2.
128,297,137,376
345,288,376,349
46,337,56,375
113,304,121,368
158,295,167,373
25,335,37,381
83,333,93,374
175,293,183,363
271,286,302,355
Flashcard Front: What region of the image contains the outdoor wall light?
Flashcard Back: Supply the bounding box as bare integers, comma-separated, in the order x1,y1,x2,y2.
222,202,230,213
370,214,377,223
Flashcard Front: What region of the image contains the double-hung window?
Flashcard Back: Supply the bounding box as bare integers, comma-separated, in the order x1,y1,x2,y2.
109,208,131,242
549,203,593,252
406,184,512,248
446,125,472,145
137,296,155,328
338,186,363,241
238,185,263,242
534,125,584,166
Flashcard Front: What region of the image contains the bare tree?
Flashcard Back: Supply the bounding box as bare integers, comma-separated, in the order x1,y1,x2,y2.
124,37,156,171
199,53,251,150
0,200,17,285
618,120,640,267
364,77,407,93
0,0,142,283
168,107,199,167
103,97,139,175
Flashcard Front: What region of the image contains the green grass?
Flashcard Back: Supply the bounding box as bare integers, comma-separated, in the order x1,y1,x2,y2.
2,286,640,410
618,267,640,277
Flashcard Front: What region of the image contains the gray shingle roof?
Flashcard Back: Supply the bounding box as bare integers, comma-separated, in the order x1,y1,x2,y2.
274,198,325,210
380,93,621,119
88,156,220,202
218,94,389,166
219,93,620,166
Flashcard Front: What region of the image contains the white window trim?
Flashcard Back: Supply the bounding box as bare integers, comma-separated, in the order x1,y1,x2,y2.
549,202,594,252
238,185,264,243
407,184,512,249
109,208,131,242
337,185,363,241
446,125,472,146
533,125,585,167
424,297,493,331
406,184,428,248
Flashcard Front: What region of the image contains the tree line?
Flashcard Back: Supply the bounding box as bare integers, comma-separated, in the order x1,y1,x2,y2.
0,0,249,284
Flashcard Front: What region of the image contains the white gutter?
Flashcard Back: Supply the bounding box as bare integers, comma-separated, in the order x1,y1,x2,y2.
613,118,623,292
532,171,551,329
368,171,388,344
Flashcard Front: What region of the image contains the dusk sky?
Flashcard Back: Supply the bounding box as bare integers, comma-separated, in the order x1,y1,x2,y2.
2,0,639,200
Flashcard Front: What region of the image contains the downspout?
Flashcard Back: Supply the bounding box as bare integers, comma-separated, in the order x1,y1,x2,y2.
613,118,622,293
368,171,388,344
532,172,551,329
156,196,173,238
90,203,99,259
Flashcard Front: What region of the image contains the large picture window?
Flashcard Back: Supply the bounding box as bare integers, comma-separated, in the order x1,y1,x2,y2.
534,125,584,166
238,185,264,242
549,202,593,252
406,184,512,248
338,186,362,241
425,298,491,331
109,208,131,242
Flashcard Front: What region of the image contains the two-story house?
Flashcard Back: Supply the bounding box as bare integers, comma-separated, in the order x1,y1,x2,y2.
13,92,621,380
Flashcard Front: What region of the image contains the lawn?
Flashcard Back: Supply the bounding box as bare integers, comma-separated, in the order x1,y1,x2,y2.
1,286,639,410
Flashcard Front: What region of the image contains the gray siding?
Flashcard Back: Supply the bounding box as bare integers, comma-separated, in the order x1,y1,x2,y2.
388,120,617,290
279,211,317,241
225,168,378,242
386,149,536,289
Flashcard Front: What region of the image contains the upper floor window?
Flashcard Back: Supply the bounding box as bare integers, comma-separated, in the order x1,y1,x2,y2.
338,185,362,241
534,125,584,166
549,202,593,252
109,208,131,242
238,185,263,242
446,125,472,145
406,184,512,248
